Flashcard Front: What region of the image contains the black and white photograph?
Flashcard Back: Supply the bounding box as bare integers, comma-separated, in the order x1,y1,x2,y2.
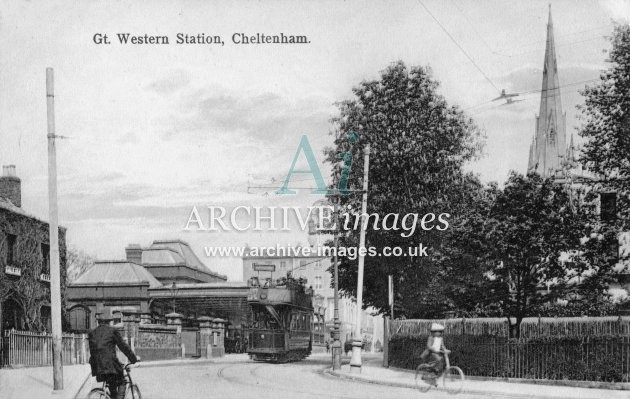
0,1,629,398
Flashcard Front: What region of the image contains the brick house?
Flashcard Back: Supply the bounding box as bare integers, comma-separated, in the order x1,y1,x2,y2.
0,165,67,333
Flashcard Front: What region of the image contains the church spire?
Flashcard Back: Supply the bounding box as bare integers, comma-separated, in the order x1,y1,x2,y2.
527,6,567,178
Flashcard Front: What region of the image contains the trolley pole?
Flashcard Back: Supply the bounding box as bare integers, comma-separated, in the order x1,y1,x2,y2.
332,198,342,370
350,144,370,374
47,67,64,390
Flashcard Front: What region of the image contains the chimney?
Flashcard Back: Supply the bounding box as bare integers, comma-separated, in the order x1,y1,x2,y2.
125,244,143,264
125,244,142,265
0,165,21,208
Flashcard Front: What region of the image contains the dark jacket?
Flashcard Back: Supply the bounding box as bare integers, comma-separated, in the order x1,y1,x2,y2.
88,325,137,380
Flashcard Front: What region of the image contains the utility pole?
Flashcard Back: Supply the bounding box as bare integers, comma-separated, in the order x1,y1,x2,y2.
46,67,63,390
332,198,341,370
350,144,370,374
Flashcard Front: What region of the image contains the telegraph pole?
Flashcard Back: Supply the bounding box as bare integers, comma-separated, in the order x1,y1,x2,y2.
350,144,370,374
47,68,63,390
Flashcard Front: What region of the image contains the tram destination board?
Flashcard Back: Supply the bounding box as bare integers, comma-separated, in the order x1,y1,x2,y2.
253,264,276,272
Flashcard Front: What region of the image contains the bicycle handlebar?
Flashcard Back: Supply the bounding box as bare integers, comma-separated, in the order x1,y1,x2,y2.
123,361,139,371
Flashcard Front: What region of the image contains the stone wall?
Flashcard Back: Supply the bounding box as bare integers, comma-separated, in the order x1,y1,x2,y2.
115,309,226,361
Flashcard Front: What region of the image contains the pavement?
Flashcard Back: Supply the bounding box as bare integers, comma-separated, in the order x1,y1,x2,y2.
0,363,91,399
327,357,630,399
0,355,247,399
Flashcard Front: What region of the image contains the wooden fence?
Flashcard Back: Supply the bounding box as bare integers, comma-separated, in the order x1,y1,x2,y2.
1,329,89,367
391,316,630,338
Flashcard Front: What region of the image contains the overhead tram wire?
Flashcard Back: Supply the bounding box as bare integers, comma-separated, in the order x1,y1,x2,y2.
495,26,610,54
451,1,498,57
515,78,600,97
498,37,606,58
450,1,610,57
417,0,501,94
466,77,601,115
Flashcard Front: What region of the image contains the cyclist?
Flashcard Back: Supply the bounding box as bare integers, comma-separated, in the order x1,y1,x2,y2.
88,312,138,399
419,323,449,386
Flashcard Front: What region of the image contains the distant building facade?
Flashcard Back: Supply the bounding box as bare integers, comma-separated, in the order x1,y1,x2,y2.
0,165,67,333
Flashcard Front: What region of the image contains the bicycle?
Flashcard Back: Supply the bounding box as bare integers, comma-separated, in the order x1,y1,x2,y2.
414,351,465,394
87,363,142,399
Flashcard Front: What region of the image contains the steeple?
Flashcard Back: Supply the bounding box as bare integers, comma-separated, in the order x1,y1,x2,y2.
527,6,567,178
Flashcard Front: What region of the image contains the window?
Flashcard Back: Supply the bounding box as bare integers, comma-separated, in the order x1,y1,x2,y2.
299,260,306,268
601,192,617,222
315,260,321,269
68,306,90,332
280,261,286,269
315,275,323,289
41,243,50,275
6,234,16,265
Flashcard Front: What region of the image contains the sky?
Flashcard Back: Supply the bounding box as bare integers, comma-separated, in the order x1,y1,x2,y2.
0,0,628,280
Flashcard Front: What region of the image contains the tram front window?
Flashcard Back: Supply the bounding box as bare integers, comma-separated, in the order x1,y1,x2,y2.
254,311,279,330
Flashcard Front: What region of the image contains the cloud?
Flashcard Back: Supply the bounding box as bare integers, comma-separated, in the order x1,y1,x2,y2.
156,86,334,144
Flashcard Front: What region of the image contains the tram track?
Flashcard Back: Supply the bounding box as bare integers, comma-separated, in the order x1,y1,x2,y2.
214,359,375,399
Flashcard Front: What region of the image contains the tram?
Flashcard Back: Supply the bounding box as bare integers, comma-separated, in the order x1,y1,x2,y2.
246,274,314,362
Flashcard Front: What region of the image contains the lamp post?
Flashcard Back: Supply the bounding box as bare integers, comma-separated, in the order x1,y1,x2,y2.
331,198,342,370
169,282,178,314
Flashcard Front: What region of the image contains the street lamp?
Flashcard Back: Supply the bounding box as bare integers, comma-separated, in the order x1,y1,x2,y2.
307,198,343,370
331,198,342,370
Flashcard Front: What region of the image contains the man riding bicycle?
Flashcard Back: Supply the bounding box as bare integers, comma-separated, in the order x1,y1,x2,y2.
419,323,450,386
88,312,138,399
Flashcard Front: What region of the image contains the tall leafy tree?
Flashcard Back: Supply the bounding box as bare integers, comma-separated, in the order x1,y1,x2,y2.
479,173,594,337
579,24,630,226
577,24,630,311
325,61,485,317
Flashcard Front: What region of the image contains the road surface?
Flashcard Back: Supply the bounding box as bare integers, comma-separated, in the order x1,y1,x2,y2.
81,354,487,399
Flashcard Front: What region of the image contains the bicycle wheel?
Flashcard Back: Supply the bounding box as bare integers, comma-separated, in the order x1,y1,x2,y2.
414,365,432,393
443,366,464,394
125,384,142,399
87,388,109,399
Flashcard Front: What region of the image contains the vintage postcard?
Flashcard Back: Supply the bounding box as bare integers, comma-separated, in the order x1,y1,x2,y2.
0,1,629,398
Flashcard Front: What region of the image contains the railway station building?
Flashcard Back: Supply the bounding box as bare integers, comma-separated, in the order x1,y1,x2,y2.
66,239,251,356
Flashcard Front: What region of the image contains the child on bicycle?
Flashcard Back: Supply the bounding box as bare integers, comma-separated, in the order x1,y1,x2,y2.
419,323,449,386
